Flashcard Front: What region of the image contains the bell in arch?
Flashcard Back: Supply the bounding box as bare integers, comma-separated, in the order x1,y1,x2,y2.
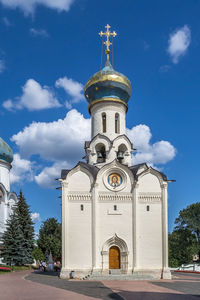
97,151,103,158
117,151,124,160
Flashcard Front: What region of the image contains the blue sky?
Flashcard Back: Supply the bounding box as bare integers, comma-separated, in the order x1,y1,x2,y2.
0,0,199,233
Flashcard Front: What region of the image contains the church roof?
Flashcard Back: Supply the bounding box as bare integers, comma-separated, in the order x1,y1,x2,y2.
0,137,13,164
61,161,99,180
61,162,168,182
129,163,168,181
129,163,148,178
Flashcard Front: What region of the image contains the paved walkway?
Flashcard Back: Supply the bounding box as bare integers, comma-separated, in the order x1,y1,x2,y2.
0,270,200,300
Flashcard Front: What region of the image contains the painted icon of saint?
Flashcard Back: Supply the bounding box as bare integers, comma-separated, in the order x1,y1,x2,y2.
108,173,122,188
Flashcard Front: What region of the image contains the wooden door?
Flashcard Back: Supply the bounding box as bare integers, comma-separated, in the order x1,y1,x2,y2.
109,246,120,269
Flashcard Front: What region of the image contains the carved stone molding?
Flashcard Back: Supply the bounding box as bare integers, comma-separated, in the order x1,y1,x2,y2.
67,192,91,202
99,193,132,202
138,192,161,203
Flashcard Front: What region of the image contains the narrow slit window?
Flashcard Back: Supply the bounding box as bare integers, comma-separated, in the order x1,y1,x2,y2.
102,113,106,133
115,113,120,134
114,205,117,211
146,205,150,212
81,204,84,211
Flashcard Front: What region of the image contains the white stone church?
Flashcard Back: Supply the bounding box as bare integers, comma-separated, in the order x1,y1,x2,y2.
60,25,172,280
0,138,17,260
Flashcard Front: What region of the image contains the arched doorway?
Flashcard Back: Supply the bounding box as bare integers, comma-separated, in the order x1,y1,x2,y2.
109,246,120,269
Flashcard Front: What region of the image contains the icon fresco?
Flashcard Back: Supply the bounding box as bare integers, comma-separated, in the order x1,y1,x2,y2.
108,173,122,188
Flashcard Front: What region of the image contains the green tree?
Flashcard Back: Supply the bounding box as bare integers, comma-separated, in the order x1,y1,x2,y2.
1,190,35,266
37,218,61,261
175,202,200,255
169,229,198,267
15,190,35,264
32,247,44,262
1,211,25,266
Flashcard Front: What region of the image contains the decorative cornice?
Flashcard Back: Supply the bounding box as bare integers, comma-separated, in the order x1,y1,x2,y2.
99,193,132,202
67,193,91,202
88,98,128,114
0,159,12,168
138,192,161,203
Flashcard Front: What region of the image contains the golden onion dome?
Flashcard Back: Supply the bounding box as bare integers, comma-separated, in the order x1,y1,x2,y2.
84,60,132,112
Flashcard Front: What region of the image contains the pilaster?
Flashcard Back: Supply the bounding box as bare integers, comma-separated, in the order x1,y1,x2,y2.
133,182,139,271
92,183,98,271
161,183,171,279
60,181,69,278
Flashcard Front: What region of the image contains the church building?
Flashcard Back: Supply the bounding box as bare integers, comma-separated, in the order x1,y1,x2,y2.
60,25,172,280
0,138,18,260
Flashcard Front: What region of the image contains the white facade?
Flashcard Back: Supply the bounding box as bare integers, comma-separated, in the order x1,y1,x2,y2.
0,156,17,243
60,45,171,279
60,101,171,279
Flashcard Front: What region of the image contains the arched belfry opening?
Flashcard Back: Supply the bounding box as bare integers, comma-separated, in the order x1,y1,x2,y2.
96,143,106,163
101,234,128,274
117,144,128,164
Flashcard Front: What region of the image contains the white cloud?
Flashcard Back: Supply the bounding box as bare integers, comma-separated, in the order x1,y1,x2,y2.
30,28,49,38
11,109,90,188
2,99,14,111
31,212,40,222
0,0,74,15
11,109,90,162
3,79,61,111
167,25,191,64
127,124,176,166
35,161,70,189
0,60,5,73
2,17,12,27
11,110,176,189
10,153,34,184
55,76,84,107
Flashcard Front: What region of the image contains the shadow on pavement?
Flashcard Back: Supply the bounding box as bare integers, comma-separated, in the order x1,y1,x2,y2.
26,272,200,300
152,281,200,298
115,291,200,300
33,270,60,277
26,272,123,300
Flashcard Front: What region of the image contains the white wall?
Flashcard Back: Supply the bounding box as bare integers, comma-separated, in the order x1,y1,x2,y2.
137,202,162,268
67,201,92,269
0,161,10,192
137,172,163,269
96,201,133,268
65,170,92,269
91,102,126,140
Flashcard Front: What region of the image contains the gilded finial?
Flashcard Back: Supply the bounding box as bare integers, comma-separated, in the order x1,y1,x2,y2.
99,24,117,61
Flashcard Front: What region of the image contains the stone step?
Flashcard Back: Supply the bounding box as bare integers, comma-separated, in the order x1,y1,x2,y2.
88,273,157,281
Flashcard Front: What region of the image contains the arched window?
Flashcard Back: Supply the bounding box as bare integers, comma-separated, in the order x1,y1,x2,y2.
102,113,106,133
0,189,3,204
91,116,94,136
115,113,120,134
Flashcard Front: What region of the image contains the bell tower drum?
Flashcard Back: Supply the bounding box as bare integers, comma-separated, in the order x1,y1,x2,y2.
84,25,133,167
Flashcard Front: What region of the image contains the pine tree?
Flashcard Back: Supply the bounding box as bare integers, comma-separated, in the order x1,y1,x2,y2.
1,210,25,266
1,190,35,266
15,190,35,264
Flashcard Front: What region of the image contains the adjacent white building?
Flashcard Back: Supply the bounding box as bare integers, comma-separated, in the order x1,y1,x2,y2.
60,25,172,280
0,138,17,245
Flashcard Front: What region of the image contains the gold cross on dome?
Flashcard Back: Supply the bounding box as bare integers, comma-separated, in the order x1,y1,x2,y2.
99,24,117,61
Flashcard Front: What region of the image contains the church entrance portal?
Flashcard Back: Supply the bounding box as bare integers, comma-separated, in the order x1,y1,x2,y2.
102,234,128,274
109,246,120,269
